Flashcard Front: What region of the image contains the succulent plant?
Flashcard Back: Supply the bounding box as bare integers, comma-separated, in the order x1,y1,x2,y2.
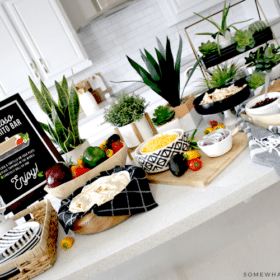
198,41,218,55
104,93,148,127
248,20,267,34
152,106,175,127
245,43,280,72
114,36,203,108
29,76,84,154
194,1,253,54
246,70,266,89
233,29,255,52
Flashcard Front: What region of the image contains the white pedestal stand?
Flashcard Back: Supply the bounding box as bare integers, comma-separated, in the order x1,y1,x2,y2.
223,109,238,130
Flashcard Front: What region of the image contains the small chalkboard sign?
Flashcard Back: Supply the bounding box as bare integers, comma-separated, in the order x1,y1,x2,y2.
0,94,63,213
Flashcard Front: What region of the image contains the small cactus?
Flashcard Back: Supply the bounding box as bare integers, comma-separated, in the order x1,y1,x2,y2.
248,20,267,34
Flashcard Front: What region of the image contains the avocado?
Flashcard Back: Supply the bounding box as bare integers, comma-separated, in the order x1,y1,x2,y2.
82,146,107,169
169,153,188,177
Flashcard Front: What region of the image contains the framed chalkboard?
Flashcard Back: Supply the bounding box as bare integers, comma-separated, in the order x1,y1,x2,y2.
0,94,63,213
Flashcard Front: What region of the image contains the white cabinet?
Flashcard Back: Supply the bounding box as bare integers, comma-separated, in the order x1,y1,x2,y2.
158,0,225,25
0,5,38,100
1,0,92,99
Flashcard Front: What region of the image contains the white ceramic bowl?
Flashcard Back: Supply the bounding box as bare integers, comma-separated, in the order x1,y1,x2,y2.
135,129,190,173
197,128,236,157
245,92,280,116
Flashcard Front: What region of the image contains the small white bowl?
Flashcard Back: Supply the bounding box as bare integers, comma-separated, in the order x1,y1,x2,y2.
197,127,240,157
245,92,280,116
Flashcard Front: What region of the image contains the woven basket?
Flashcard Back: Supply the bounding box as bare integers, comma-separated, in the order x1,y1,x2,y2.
169,94,195,119
44,143,128,200
0,199,58,280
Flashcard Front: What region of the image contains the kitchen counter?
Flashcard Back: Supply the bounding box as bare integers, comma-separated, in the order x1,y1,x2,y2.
35,144,279,280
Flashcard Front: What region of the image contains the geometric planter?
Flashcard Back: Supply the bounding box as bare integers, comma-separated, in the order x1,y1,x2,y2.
155,117,182,134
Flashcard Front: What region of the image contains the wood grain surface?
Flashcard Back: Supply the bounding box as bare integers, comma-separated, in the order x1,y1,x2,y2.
146,132,248,188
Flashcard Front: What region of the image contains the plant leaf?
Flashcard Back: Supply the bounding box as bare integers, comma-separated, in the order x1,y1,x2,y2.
55,81,68,110
29,77,53,122
175,36,183,74
61,76,69,98
140,49,161,81
52,103,67,151
38,121,49,132
68,84,81,146
194,12,221,31
63,129,75,153
156,37,166,60
221,2,230,30
40,80,53,109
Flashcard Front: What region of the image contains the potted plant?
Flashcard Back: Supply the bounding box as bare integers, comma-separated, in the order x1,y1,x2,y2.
233,29,255,53
118,36,203,132
198,41,219,56
29,76,89,164
245,43,280,80
199,61,242,90
104,93,152,148
151,106,181,133
194,1,252,53
246,70,266,96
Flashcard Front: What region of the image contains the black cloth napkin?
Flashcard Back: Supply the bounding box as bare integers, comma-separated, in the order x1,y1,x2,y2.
58,165,158,234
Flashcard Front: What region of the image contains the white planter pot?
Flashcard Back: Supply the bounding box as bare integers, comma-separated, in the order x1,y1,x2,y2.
254,84,265,96
218,30,231,48
155,117,182,134
269,63,280,80
62,139,90,165
118,117,154,148
179,108,202,133
79,91,99,116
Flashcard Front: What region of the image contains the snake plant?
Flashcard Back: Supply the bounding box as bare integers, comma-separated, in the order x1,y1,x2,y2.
29,76,84,154
115,36,203,108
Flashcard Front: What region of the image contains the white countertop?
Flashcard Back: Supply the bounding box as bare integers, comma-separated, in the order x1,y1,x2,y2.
35,145,279,280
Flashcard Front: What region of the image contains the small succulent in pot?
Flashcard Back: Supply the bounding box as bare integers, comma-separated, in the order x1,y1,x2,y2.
233,29,255,52
104,93,148,127
246,71,266,89
198,41,218,56
245,43,280,72
248,20,267,34
152,106,175,127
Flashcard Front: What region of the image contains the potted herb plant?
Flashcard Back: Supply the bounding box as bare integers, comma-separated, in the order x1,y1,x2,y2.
119,36,203,132
245,43,280,80
194,1,252,53
233,29,255,53
198,41,219,56
104,93,152,148
29,76,89,164
151,106,181,133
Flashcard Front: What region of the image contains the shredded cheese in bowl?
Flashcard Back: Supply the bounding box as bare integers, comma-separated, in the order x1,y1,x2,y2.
142,133,178,153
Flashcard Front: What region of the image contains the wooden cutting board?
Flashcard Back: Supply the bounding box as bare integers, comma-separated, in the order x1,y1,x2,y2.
146,132,248,188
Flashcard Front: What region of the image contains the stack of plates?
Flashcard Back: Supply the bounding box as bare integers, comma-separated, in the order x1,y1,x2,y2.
0,222,42,279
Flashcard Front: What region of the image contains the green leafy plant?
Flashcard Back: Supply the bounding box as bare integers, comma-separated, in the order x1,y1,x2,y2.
248,20,267,34
194,1,252,54
29,76,84,154
245,43,280,72
152,106,175,126
114,36,203,108
104,93,148,127
233,30,255,52
198,41,218,55
245,70,266,89
186,129,198,150
199,62,241,89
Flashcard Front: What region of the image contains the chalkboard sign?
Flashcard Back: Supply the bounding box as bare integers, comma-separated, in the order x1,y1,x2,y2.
0,94,63,213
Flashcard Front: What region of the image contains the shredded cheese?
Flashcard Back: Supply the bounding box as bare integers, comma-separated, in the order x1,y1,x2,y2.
142,134,177,153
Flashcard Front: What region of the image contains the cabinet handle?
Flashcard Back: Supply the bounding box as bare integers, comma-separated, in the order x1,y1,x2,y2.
0,81,7,96
39,58,49,73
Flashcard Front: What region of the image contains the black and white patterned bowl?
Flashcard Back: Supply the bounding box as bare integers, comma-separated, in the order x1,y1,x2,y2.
135,129,190,173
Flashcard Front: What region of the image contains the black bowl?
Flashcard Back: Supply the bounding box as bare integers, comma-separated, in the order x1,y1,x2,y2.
193,78,250,115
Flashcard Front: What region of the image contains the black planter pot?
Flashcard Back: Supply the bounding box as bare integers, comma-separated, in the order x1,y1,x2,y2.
193,78,251,115
202,27,274,69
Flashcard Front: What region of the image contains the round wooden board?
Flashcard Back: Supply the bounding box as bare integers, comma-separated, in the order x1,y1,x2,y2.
72,212,131,234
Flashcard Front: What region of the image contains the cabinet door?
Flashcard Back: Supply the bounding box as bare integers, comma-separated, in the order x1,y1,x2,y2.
159,0,225,24
4,0,92,82
0,5,37,100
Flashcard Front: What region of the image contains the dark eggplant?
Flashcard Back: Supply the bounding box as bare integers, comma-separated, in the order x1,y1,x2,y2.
169,153,188,177
106,134,121,149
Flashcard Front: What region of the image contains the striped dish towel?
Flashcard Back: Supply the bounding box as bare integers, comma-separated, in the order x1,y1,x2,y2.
235,102,280,176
